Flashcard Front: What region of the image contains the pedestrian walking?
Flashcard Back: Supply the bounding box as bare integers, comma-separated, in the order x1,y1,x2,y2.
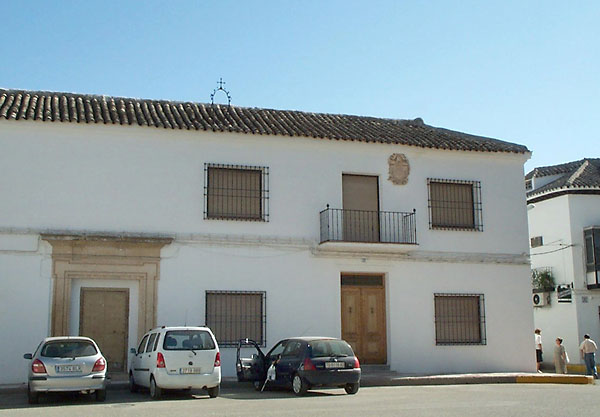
553,338,568,374
579,334,598,378
535,329,543,373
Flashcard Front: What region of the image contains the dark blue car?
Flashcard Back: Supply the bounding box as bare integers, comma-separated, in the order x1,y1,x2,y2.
236,337,361,396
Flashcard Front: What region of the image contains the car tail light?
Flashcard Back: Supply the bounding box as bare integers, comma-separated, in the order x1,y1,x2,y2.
92,357,106,372
32,359,47,374
214,352,221,367
157,352,166,368
353,357,360,369
303,358,316,371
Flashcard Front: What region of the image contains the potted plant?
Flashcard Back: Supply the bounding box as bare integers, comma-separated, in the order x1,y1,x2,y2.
531,269,555,293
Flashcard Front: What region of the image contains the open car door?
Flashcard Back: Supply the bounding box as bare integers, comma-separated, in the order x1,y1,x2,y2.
236,339,266,382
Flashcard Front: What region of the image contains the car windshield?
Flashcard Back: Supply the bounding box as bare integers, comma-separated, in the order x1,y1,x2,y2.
41,341,97,358
309,340,354,358
163,330,216,350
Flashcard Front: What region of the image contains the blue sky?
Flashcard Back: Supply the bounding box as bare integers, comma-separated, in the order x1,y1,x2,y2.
2,1,599,172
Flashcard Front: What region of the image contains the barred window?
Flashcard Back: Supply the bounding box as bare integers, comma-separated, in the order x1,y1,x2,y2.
434,293,486,345
205,291,266,346
204,164,269,221
428,179,482,231
584,227,600,289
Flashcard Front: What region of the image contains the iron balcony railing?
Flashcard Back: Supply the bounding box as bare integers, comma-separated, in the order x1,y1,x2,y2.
319,206,417,244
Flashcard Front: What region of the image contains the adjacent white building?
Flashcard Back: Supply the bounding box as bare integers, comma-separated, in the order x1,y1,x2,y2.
527,159,600,366
0,88,534,386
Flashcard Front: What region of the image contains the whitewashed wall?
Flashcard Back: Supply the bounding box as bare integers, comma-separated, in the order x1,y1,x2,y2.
529,193,600,364
0,120,533,383
157,242,534,377
0,121,529,255
0,236,52,385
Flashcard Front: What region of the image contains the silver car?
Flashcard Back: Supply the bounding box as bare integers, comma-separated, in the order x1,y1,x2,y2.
23,336,108,404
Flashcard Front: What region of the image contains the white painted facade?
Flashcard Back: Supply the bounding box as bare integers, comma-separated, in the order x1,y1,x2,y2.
528,191,600,365
0,119,534,386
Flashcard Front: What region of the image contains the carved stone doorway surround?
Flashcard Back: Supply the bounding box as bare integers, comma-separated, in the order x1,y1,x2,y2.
42,234,172,342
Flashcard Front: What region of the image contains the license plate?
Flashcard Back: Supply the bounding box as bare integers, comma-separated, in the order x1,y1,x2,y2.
56,365,81,373
180,367,202,374
325,362,345,369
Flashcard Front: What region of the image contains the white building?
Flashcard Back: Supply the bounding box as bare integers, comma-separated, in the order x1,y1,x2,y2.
527,159,600,367
0,88,534,386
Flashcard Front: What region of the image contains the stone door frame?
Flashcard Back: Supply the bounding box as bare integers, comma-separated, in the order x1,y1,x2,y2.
42,234,172,342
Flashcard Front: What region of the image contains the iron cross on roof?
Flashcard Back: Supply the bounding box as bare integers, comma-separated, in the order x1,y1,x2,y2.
210,78,232,106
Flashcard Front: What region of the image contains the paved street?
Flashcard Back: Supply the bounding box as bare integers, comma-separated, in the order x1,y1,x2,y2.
1,383,599,417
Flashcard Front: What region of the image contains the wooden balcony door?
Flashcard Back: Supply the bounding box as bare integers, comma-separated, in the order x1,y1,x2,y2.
341,274,387,364
342,174,380,242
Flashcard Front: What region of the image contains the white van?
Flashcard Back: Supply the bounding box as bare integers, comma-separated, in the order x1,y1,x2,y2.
129,326,221,399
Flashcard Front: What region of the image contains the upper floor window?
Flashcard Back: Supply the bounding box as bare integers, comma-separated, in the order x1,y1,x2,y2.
427,179,482,231
530,236,543,248
204,163,269,221
584,227,600,289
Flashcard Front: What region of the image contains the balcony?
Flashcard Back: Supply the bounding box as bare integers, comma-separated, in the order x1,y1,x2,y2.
319,207,417,245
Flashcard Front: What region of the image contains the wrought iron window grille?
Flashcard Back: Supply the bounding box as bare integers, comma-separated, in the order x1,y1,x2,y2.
204,163,269,222
205,290,267,347
427,178,483,232
434,293,486,345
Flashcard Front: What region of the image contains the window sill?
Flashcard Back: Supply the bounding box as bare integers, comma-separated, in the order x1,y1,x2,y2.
431,226,482,232
586,283,600,290
205,216,267,222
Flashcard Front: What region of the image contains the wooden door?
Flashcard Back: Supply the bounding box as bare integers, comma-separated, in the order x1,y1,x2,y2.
342,174,380,242
80,288,129,373
341,275,386,364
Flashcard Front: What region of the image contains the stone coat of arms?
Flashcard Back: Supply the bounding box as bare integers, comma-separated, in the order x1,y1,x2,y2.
388,153,410,185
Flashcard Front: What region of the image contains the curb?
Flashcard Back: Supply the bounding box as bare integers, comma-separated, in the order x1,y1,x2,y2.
515,375,594,385
361,373,595,387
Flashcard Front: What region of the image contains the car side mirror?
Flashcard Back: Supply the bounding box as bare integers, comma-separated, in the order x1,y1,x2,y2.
23,353,33,360
130,348,137,354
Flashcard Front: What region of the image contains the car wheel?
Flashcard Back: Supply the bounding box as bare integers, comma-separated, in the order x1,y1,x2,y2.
27,385,39,404
149,376,162,400
292,374,308,396
207,385,220,398
344,382,359,395
95,389,107,402
129,373,138,393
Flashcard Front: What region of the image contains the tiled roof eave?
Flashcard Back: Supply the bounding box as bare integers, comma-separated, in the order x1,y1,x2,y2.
527,185,600,201
0,88,529,154
0,115,531,155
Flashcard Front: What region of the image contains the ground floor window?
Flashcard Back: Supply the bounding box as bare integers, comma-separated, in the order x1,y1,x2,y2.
205,291,266,346
434,293,486,345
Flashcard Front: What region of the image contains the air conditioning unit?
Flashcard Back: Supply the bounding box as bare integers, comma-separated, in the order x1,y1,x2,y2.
533,293,549,307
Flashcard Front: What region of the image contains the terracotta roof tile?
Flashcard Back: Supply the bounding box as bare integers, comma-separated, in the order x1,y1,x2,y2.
527,158,600,197
0,88,529,154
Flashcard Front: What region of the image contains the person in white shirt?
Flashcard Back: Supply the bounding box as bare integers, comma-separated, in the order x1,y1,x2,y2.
579,334,598,379
535,329,543,373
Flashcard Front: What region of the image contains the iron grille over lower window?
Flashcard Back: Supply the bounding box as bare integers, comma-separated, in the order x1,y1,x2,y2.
434,293,486,345
427,179,482,231
204,163,269,221
205,291,266,346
